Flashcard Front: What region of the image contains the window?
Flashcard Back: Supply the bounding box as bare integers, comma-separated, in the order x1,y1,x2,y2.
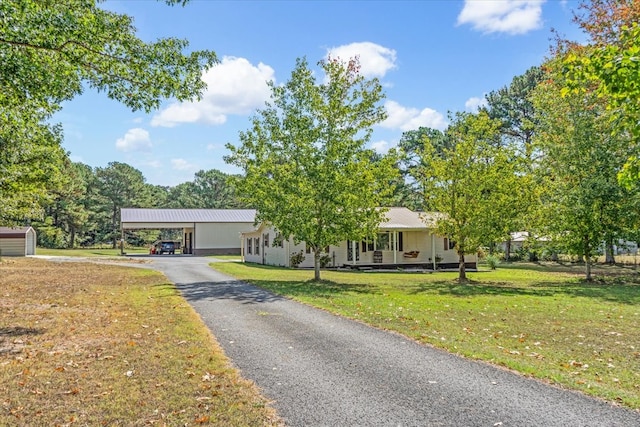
247,238,252,255
255,238,260,255
273,232,283,248
376,232,390,250
264,233,269,248
444,238,456,251
305,244,312,254
362,240,374,252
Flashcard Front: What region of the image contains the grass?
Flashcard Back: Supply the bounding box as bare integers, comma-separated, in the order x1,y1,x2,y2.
209,255,242,261
1,258,281,426
36,247,151,257
211,261,640,410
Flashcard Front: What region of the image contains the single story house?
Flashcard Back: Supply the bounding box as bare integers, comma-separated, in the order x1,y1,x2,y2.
241,207,476,270
0,226,36,256
120,208,257,255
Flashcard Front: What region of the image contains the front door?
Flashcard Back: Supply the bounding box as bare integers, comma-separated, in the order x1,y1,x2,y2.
347,240,360,262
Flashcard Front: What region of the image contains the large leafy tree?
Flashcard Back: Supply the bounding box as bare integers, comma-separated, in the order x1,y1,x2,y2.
226,57,397,280
532,59,638,280
0,0,217,224
561,0,640,186
415,111,525,282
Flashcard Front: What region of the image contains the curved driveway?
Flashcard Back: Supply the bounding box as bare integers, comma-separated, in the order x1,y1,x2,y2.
146,255,639,427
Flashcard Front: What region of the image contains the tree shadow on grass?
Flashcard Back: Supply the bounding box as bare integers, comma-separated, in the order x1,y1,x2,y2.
253,278,381,298
408,279,640,305
0,326,45,337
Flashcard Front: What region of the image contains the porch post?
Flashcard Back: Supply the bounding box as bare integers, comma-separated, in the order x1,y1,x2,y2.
352,240,356,266
431,233,436,270
240,235,245,263
393,231,397,264
286,238,290,267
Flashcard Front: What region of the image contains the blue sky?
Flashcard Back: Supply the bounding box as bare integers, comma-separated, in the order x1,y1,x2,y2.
55,0,585,187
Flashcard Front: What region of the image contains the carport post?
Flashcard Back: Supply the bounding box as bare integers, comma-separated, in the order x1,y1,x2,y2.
120,227,124,256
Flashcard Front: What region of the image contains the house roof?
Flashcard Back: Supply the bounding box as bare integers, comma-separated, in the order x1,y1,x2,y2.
0,227,33,238
381,207,440,230
242,207,439,236
121,208,257,224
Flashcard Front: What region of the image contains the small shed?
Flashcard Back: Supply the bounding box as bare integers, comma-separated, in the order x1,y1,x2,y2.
0,227,37,256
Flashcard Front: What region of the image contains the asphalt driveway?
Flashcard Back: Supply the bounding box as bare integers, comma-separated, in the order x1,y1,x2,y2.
145,255,639,426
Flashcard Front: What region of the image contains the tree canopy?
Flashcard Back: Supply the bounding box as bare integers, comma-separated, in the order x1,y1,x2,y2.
226,57,397,280
0,0,217,225
414,111,525,282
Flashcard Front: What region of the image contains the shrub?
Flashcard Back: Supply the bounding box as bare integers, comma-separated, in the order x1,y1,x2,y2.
319,254,331,268
485,254,501,270
290,251,305,268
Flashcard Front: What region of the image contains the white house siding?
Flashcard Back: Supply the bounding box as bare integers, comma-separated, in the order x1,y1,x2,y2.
194,222,255,255
238,208,477,269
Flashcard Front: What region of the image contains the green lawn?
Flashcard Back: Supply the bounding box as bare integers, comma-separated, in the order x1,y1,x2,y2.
36,247,151,257
211,261,640,409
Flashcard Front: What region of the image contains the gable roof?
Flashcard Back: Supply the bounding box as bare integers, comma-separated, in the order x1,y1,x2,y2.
382,207,440,230
242,207,440,235
0,227,34,238
121,208,257,224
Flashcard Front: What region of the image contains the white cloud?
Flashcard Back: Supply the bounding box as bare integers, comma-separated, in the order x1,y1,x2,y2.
457,0,545,35
371,140,390,154
326,42,397,78
380,100,447,132
151,56,275,127
171,158,197,171
465,96,487,111
115,128,152,152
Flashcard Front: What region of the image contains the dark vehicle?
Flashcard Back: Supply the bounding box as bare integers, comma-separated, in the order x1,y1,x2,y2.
152,240,180,255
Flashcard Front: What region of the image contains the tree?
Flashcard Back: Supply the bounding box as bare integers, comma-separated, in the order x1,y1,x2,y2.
35,161,92,248
0,105,67,225
95,162,150,248
483,66,544,163
396,127,451,210
532,59,638,280
561,0,640,186
163,169,246,209
225,57,397,280
0,0,217,224
414,111,525,282
482,66,545,258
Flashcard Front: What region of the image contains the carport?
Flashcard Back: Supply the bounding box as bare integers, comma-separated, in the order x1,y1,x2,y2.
120,209,256,255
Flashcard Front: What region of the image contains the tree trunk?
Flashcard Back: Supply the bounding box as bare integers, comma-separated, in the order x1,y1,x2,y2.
458,251,467,283
585,257,592,281
111,205,118,249
313,248,321,281
505,238,511,261
68,227,76,249
605,240,615,264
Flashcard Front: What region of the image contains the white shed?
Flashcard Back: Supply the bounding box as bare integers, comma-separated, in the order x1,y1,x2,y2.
0,227,37,256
